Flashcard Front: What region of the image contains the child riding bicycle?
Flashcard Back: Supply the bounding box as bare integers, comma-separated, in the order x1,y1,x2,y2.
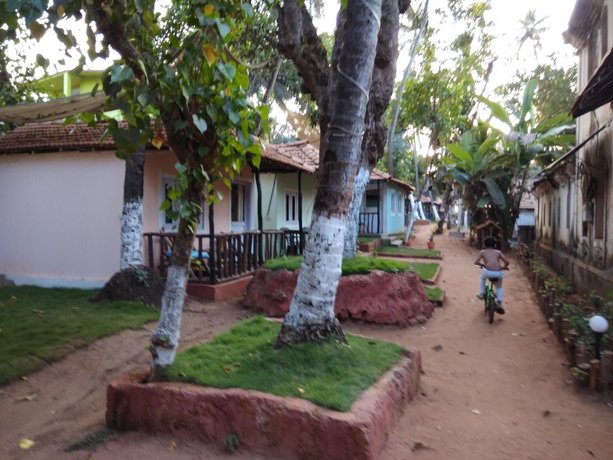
474,236,509,314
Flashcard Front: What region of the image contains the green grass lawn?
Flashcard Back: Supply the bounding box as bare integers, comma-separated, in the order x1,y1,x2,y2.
263,255,438,282
357,236,379,243
378,246,442,259
0,286,159,385
424,286,444,302
167,316,405,411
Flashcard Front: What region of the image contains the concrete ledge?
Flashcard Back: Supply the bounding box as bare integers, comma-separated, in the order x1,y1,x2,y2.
106,348,420,460
186,275,253,301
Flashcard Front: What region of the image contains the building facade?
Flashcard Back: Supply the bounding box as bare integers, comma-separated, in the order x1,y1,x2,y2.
533,0,613,297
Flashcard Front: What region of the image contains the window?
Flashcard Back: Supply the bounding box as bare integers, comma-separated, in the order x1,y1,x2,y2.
161,177,207,232
231,183,245,222
391,190,396,214
285,191,298,224
398,193,404,216
365,193,378,208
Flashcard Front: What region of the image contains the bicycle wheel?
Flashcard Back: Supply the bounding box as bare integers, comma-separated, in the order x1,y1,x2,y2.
486,295,495,324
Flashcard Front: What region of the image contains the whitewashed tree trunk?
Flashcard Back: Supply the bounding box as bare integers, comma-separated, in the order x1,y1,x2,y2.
404,193,417,241
417,201,426,220
277,215,346,345
276,0,383,347
149,177,200,380
149,264,188,377
119,148,144,269
343,164,370,258
457,197,463,232
432,203,440,221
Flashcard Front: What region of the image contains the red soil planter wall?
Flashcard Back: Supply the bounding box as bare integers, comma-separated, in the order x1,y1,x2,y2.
106,348,421,460
244,269,434,327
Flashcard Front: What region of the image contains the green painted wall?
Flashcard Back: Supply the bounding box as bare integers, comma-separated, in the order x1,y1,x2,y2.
260,172,316,230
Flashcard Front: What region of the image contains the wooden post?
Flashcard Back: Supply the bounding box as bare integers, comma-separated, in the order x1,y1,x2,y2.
567,330,577,366
574,340,586,365
208,203,216,284
577,362,591,387
589,359,600,390
599,350,613,392
561,318,570,340
553,312,562,340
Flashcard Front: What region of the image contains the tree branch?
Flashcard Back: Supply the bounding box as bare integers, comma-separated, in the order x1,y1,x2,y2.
277,0,329,104
89,2,147,80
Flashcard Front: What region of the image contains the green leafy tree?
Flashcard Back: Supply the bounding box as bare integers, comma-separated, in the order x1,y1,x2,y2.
1,0,267,379
495,62,577,126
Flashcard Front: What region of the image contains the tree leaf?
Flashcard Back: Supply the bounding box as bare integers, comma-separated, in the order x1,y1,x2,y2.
202,44,218,66
519,78,538,126
192,114,208,134
446,144,473,168
110,65,133,83
217,62,236,82
241,3,254,18
19,439,34,450
216,19,231,39
476,95,511,127
476,133,500,157
481,176,506,208
28,21,46,40
476,196,492,208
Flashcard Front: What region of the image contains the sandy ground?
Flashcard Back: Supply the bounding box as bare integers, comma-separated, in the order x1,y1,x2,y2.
1,224,612,460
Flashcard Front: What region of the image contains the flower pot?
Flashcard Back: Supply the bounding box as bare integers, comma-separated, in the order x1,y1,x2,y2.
427,241,435,249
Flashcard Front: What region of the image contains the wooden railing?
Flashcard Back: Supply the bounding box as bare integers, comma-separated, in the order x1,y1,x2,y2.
143,229,305,285
359,212,379,234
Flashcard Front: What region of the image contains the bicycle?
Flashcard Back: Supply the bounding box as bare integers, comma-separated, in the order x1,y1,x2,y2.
476,264,508,324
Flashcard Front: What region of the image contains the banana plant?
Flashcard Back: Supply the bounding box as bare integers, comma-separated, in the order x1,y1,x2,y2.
440,124,512,232
476,79,575,236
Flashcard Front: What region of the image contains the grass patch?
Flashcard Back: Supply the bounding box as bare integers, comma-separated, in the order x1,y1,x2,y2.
357,236,379,243
263,256,438,281
379,246,442,258
424,286,444,302
167,317,405,411
0,286,159,385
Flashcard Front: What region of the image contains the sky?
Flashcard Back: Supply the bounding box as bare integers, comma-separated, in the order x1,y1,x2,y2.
314,0,578,94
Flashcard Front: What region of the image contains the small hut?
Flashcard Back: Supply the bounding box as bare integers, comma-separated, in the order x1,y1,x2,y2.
475,220,504,249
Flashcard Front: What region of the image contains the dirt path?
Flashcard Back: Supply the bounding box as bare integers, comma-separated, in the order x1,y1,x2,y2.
1,225,612,459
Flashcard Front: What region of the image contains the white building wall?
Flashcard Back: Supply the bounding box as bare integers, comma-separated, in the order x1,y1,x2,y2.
0,151,124,287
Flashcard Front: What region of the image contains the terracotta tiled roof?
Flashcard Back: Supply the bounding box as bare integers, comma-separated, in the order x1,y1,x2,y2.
0,121,117,154
370,168,414,192
0,121,414,191
261,140,319,173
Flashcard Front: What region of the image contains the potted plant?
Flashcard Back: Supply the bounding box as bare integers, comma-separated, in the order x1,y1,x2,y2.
427,234,435,249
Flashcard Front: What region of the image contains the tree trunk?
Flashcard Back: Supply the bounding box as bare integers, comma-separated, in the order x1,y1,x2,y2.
343,164,371,258
342,0,405,258
386,0,429,174
276,0,383,347
119,148,145,270
149,177,202,381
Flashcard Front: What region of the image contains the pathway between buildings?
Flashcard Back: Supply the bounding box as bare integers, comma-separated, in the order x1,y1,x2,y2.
1,224,612,459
